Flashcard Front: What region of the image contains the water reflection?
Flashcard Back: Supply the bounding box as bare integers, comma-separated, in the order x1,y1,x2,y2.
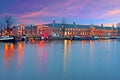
37,41,44,66
63,40,71,72
30,40,35,44
4,43,14,65
1,40,120,80
80,40,88,63
81,40,88,44
17,42,24,68
37,41,48,72
89,40,94,65
44,51,47,72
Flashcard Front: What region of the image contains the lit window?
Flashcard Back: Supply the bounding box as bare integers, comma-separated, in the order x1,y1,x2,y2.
65,32,67,35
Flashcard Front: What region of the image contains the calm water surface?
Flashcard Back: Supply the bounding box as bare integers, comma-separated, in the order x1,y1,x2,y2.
0,40,120,80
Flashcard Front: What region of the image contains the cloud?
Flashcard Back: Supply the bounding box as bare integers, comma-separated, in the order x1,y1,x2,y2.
1,0,120,24
100,9,120,19
18,0,92,19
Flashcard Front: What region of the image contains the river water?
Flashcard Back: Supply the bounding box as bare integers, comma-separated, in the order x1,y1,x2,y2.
0,40,120,80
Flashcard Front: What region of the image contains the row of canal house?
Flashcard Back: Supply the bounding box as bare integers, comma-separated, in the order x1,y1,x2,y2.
12,24,51,37
11,22,117,38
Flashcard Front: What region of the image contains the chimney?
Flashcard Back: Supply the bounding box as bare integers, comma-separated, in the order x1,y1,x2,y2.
73,22,75,25
101,24,103,27
53,20,55,28
112,24,114,27
53,20,55,24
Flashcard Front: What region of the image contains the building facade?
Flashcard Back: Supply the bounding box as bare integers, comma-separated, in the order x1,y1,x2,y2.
11,22,118,38
44,22,117,38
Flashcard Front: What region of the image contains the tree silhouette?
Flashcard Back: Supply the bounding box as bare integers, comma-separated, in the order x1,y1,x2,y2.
3,16,14,35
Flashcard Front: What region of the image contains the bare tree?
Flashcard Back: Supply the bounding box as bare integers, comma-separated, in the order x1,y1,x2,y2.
0,22,4,36
4,16,13,29
4,16,14,35
0,22,2,36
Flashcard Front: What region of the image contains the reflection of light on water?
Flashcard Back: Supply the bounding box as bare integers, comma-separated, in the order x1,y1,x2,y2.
81,40,95,66
30,40,35,44
37,41,48,72
36,41,44,71
106,40,112,65
63,40,71,72
51,41,54,47
4,43,14,65
81,40,87,44
89,40,94,65
4,43,9,64
80,40,87,63
98,39,106,42
17,42,24,68
107,40,111,42
10,44,14,50
38,41,44,48
9,44,14,61
44,51,48,72
64,40,67,72
37,41,44,61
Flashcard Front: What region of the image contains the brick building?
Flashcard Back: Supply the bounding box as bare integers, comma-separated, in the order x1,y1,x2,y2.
11,22,118,38
44,22,117,38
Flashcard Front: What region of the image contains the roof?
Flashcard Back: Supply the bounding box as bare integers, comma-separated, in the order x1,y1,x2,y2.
44,23,91,29
94,26,115,30
25,25,37,29
43,23,115,30
12,26,20,30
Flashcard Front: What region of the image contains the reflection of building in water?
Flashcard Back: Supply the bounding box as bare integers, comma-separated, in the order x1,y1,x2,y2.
64,40,67,72
30,40,35,44
37,41,48,72
44,51,47,72
89,40,94,65
17,42,24,68
63,40,71,72
4,43,9,64
80,40,86,62
4,43,14,65
81,40,87,44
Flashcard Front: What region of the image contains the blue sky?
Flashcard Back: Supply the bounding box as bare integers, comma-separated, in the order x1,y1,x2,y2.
0,0,120,26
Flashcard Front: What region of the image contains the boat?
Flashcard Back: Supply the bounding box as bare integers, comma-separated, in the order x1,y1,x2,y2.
72,36,82,40
109,36,120,39
99,37,112,40
21,35,27,41
0,36,15,42
72,36,98,40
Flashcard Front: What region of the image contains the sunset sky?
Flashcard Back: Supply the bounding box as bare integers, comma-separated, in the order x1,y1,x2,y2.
0,0,120,26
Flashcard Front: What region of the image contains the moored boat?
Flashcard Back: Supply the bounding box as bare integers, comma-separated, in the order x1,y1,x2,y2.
72,36,98,40
0,36,15,42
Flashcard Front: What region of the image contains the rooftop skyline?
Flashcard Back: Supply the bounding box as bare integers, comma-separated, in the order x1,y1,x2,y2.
0,0,120,26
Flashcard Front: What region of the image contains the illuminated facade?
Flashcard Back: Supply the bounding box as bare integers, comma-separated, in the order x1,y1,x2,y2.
11,23,117,38
44,23,117,38
12,24,52,37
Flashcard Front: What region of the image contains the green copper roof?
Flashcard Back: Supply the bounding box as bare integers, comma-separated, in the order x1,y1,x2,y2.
44,23,115,30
